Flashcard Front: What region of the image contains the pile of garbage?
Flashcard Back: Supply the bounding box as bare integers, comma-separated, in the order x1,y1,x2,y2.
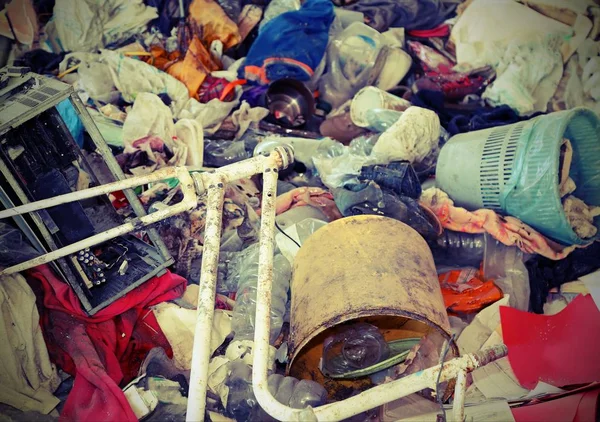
1,0,600,421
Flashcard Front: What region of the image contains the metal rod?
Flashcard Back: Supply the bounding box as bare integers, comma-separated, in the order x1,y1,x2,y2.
0,169,197,275
312,345,508,421
186,177,226,422
452,369,468,422
0,166,188,220
206,153,283,183
252,161,284,419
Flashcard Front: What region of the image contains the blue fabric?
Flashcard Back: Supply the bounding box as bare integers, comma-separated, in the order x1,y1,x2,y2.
56,99,84,147
241,0,334,84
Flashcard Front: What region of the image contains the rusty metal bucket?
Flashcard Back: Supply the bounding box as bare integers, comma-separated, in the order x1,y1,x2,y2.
288,215,453,398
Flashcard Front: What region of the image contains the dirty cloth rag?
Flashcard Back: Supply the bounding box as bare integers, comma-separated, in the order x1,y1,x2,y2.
420,188,580,260
344,0,454,32
0,273,60,414
272,187,343,221
26,265,186,422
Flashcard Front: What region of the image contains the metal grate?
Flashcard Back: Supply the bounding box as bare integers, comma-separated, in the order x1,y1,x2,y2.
479,123,524,210
16,96,40,108
41,86,59,95
29,91,50,103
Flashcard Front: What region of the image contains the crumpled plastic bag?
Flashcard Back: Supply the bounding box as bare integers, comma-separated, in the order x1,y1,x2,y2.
319,22,385,109
49,0,157,52
175,119,204,167
122,136,188,176
372,106,441,164
583,56,600,101
122,93,176,151
50,0,104,52
230,101,269,139
259,0,301,31
77,60,119,104
100,50,189,116
313,136,380,188
153,303,232,370
275,218,327,263
550,40,600,116
166,35,221,98
178,94,241,135
102,0,159,47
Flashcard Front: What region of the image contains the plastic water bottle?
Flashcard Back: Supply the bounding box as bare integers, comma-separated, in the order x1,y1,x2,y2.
230,243,292,344
247,374,327,421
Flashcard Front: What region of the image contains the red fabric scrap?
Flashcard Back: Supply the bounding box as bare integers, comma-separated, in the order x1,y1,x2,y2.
26,265,186,422
500,294,600,390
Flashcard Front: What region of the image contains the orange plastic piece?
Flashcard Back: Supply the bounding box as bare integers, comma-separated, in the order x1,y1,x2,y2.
438,267,503,314
220,79,247,101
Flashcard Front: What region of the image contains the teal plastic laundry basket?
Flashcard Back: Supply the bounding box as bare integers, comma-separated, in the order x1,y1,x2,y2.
436,107,600,245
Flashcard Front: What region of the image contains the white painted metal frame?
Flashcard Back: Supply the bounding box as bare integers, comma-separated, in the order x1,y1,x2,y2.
186,149,292,421
0,166,196,275
0,146,507,422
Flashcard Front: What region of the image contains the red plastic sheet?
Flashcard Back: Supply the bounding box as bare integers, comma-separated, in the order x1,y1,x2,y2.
511,386,600,422
501,294,600,390
27,265,186,422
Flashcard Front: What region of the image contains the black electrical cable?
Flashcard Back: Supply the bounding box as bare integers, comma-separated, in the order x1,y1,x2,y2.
6,12,20,44
436,333,456,422
274,220,301,249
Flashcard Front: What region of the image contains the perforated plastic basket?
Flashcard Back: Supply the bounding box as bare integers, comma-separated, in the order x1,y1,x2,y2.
436,108,600,245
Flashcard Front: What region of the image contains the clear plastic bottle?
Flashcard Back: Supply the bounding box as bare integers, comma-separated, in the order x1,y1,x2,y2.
247,374,327,421
230,243,292,344
364,108,402,132
203,139,251,167
225,361,256,421
321,322,389,377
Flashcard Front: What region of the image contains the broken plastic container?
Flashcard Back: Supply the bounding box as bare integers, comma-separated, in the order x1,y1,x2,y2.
204,139,251,167
363,108,403,132
275,218,327,263
319,22,384,109
350,87,410,128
